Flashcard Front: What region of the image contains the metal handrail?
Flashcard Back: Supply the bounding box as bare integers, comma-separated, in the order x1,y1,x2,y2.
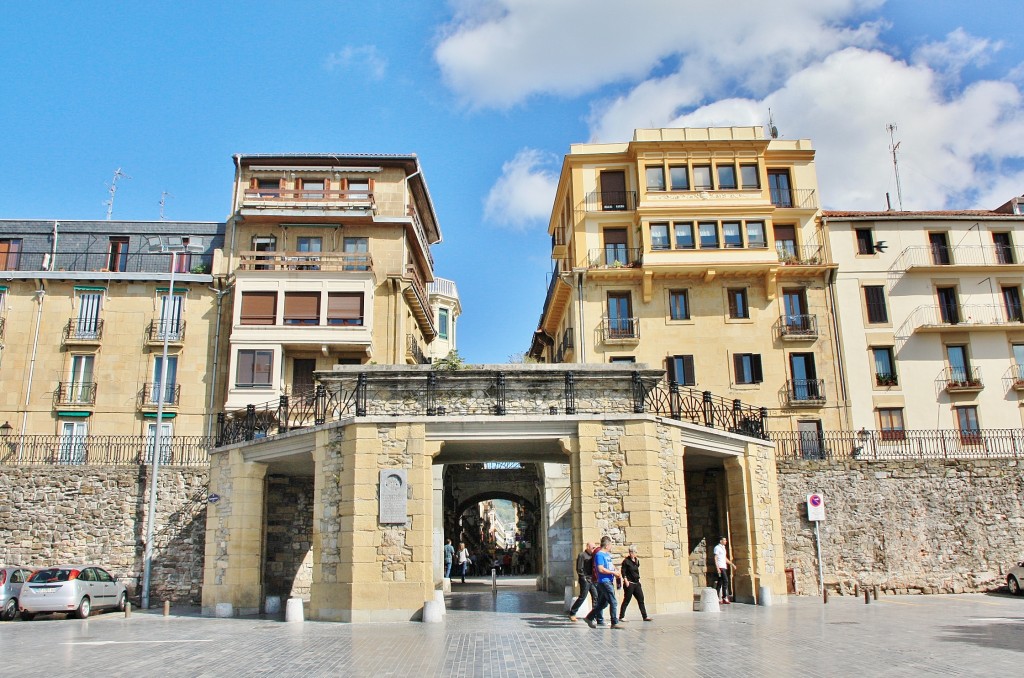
587,248,643,268
141,382,182,406
3,251,213,275
578,190,638,212
599,316,640,342
147,319,186,343
776,314,818,338
63,318,104,342
54,381,97,405
771,429,1024,461
936,365,984,391
242,188,375,206
0,435,212,466
785,379,825,404
769,187,817,209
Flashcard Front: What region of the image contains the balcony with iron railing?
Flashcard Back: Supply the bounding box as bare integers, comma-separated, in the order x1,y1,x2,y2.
146,319,186,344
139,383,181,408
236,251,372,272
551,225,569,257
775,243,827,266
771,428,1024,461
63,317,104,344
54,381,97,407
577,190,638,213
905,304,1024,334
587,247,643,269
1004,364,1024,391
1,250,214,276
937,366,984,393
599,317,640,344
406,333,428,365
784,379,826,406
403,265,437,338
892,244,1024,272
241,187,376,213
0,434,212,466
775,314,818,340
769,187,818,210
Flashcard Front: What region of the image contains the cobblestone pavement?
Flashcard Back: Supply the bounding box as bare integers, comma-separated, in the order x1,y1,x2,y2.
1,584,1020,677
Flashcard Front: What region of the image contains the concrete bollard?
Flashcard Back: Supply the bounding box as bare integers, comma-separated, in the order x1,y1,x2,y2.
215,602,233,618
422,600,443,623
758,585,773,606
699,587,720,613
491,568,497,591
434,589,446,616
284,598,303,623
873,585,880,601
265,595,282,616
442,578,451,594
864,589,871,604
823,588,829,604
163,600,170,616
124,602,131,618
564,585,574,612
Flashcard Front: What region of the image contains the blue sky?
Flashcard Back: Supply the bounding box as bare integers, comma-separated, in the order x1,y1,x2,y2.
1,1,1022,363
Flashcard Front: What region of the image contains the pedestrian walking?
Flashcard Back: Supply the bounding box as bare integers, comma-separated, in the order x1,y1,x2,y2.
714,536,735,604
619,546,651,622
457,542,471,584
567,542,597,622
443,538,455,579
585,536,623,630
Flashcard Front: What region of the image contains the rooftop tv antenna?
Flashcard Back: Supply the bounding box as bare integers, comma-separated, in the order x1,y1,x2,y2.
159,191,174,220
887,123,903,211
104,167,131,220
768,109,779,139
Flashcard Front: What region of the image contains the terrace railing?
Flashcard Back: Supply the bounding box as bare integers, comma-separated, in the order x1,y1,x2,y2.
771,429,1024,461
0,435,212,466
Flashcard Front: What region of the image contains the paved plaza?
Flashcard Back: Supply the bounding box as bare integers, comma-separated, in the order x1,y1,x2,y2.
1,581,1020,677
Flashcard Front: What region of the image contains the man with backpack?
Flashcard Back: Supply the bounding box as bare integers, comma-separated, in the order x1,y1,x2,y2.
585,536,624,630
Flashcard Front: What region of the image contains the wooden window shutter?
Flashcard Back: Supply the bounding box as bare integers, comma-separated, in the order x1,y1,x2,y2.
249,178,257,189
666,357,677,384
283,292,320,324
682,355,695,386
328,292,363,325
728,292,738,318
752,355,763,383
733,354,743,381
369,178,375,192
240,292,277,325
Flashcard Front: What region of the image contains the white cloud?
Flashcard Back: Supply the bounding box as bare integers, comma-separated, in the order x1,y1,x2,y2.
665,48,1024,210
483,148,559,229
435,0,884,109
325,45,388,80
912,28,1001,87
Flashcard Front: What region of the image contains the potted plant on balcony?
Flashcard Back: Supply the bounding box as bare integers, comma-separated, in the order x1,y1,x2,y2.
875,373,898,387
190,262,210,274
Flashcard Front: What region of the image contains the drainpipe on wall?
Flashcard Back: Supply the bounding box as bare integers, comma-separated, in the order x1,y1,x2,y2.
576,271,586,363
822,216,852,429
20,282,46,445
205,281,234,439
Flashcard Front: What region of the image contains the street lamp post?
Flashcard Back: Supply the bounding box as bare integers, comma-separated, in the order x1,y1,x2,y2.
141,246,180,609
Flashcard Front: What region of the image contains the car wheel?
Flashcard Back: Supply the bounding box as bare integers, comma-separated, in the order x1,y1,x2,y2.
20,612,35,621
2,598,16,621
116,592,127,612
1010,576,1022,596
75,596,91,619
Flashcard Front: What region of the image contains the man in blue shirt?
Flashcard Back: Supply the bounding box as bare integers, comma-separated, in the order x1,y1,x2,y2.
443,538,455,579
585,536,624,630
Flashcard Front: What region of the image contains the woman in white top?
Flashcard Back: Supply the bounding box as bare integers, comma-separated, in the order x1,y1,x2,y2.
457,542,470,584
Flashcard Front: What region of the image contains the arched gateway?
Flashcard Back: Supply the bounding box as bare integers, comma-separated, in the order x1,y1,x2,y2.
203,365,787,621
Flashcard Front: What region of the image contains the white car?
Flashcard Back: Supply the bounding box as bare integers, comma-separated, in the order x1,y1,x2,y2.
19,565,127,620
1008,561,1024,596
1,566,33,620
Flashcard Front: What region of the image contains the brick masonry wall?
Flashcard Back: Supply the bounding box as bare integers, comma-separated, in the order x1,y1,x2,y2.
777,459,1024,595
0,465,208,605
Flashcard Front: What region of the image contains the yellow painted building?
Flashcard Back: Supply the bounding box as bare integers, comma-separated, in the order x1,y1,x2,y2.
529,127,846,435
0,220,226,461
222,154,442,411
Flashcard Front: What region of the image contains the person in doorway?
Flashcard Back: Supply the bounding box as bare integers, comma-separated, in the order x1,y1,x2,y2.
714,536,735,604
568,542,597,622
619,546,651,622
457,542,471,584
585,536,623,630
443,538,455,579
502,551,512,575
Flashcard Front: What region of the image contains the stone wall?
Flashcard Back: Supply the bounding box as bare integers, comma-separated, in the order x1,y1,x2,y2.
683,469,721,589
0,465,208,605
777,458,1024,595
264,475,314,599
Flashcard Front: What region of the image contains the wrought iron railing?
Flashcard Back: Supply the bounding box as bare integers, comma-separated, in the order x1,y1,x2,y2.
140,382,181,406
5,250,213,275
215,371,771,446
63,317,104,342
771,429,1024,461
770,187,817,209
599,316,639,343
587,248,643,268
936,365,984,392
242,187,375,208
54,381,97,406
0,435,212,466
775,243,827,266
236,251,372,272
578,190,638,212
147,319,186,343
785,379,826,405
406,333,428,365
776,314,818,339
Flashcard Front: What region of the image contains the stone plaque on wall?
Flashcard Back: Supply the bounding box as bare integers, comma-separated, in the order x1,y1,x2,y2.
379,469,408,524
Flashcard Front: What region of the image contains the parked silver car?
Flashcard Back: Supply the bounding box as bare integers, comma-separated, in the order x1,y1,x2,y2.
1,566,33,620
1008,561,1024,595
19,565,127,620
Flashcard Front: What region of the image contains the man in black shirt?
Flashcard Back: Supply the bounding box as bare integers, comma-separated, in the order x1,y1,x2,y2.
619,546,652,622
567,542,597,622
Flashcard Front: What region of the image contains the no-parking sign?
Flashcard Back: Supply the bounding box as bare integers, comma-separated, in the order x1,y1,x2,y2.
806,492,825,522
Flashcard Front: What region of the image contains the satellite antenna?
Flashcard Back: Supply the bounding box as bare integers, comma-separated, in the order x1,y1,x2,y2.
768,108,779,139
887,123,903,211
159,191,174,220
104,167,131,220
